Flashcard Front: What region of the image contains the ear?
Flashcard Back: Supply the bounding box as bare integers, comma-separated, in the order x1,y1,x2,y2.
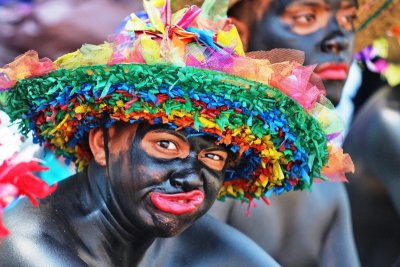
89,127,107,166
230,17,250,52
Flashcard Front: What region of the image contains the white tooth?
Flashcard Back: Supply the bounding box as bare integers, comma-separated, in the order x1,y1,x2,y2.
178,200,185,203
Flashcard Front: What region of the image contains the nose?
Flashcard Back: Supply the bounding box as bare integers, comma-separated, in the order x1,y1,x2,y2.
170,170,204,191
321,18,350,55
321,35,349,54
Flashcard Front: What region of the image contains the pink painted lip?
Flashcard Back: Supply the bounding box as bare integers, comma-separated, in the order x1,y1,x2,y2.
149,190,205,215
315,63,349,80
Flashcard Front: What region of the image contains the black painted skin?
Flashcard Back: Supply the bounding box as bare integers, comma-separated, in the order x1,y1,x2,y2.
140,214,279,267
248,0,356,105
0,123,277,267
344,85,400,267
206,1,360,266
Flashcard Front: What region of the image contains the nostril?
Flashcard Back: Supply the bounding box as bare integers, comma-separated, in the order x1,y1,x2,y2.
170,172,203,191
321,36,349,54
323,42,335,53
170,177,183,187
330,44,339,54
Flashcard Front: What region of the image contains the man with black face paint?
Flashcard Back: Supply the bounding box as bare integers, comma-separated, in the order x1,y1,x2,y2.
0,1,354,266
232,0,357,106
1,122,279,266
208,1,360,267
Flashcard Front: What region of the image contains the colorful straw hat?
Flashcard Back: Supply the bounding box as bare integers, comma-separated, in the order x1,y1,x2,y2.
0,0,353,205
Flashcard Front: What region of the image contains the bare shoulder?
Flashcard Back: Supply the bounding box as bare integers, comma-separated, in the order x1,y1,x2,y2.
140,214,279,267
345,85,400,210
312,182,350,207
0,199,86,267
208,198,235,221
229,182,347,222
346,85,400,152
344,86,400,265
210,183,352,266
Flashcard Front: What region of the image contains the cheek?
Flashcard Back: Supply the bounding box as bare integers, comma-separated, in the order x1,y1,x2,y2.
108,148,162,192
128,154,171,190
108,151,141,197
133,163,169,188
202,168,225,197
347,33,355,51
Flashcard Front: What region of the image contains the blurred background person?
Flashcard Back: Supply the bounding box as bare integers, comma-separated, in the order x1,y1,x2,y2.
0,0,141,65
0,0,33,65
208,1,361,267
344,17,400,266
229,0,356,106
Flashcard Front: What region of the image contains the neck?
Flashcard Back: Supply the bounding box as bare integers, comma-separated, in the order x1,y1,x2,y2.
53,163,155,266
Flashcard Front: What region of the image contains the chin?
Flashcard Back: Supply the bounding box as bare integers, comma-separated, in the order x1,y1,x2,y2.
149,212,197,237
323,80,346,106
142,205,208,237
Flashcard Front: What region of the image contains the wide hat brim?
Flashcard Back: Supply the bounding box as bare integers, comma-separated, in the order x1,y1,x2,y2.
5,63,328,201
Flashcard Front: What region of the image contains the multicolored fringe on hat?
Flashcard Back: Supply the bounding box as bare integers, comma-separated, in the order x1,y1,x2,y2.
0,0,353,203
0,110,56,237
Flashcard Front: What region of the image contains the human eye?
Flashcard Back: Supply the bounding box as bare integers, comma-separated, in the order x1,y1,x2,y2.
344,14,356,23
281,5,327,35
204,153,224,161
141,131,189,159
199,150,228,171
293,12,316,25
337,8,357,31
157,140,178,151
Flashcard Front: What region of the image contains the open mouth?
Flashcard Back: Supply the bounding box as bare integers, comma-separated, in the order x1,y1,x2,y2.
315,63,349,80
149,190,205,215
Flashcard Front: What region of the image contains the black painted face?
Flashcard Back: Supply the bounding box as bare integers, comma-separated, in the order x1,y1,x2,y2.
107,122,228,237
249,0,357,105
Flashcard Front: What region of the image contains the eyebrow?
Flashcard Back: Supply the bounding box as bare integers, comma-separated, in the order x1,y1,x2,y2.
185,132,208,139
290,0,326,7
340,1,357,8
150,129,188,142
151,128,228,152
289,0,356,9
185,132,227,152
202,146,229,153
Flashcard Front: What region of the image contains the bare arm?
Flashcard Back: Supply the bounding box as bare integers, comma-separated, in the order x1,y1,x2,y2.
344,85,400,265
320,183,360,267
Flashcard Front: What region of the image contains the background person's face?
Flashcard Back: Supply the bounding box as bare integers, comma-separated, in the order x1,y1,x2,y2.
249,0,357,105
107,123,228,237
